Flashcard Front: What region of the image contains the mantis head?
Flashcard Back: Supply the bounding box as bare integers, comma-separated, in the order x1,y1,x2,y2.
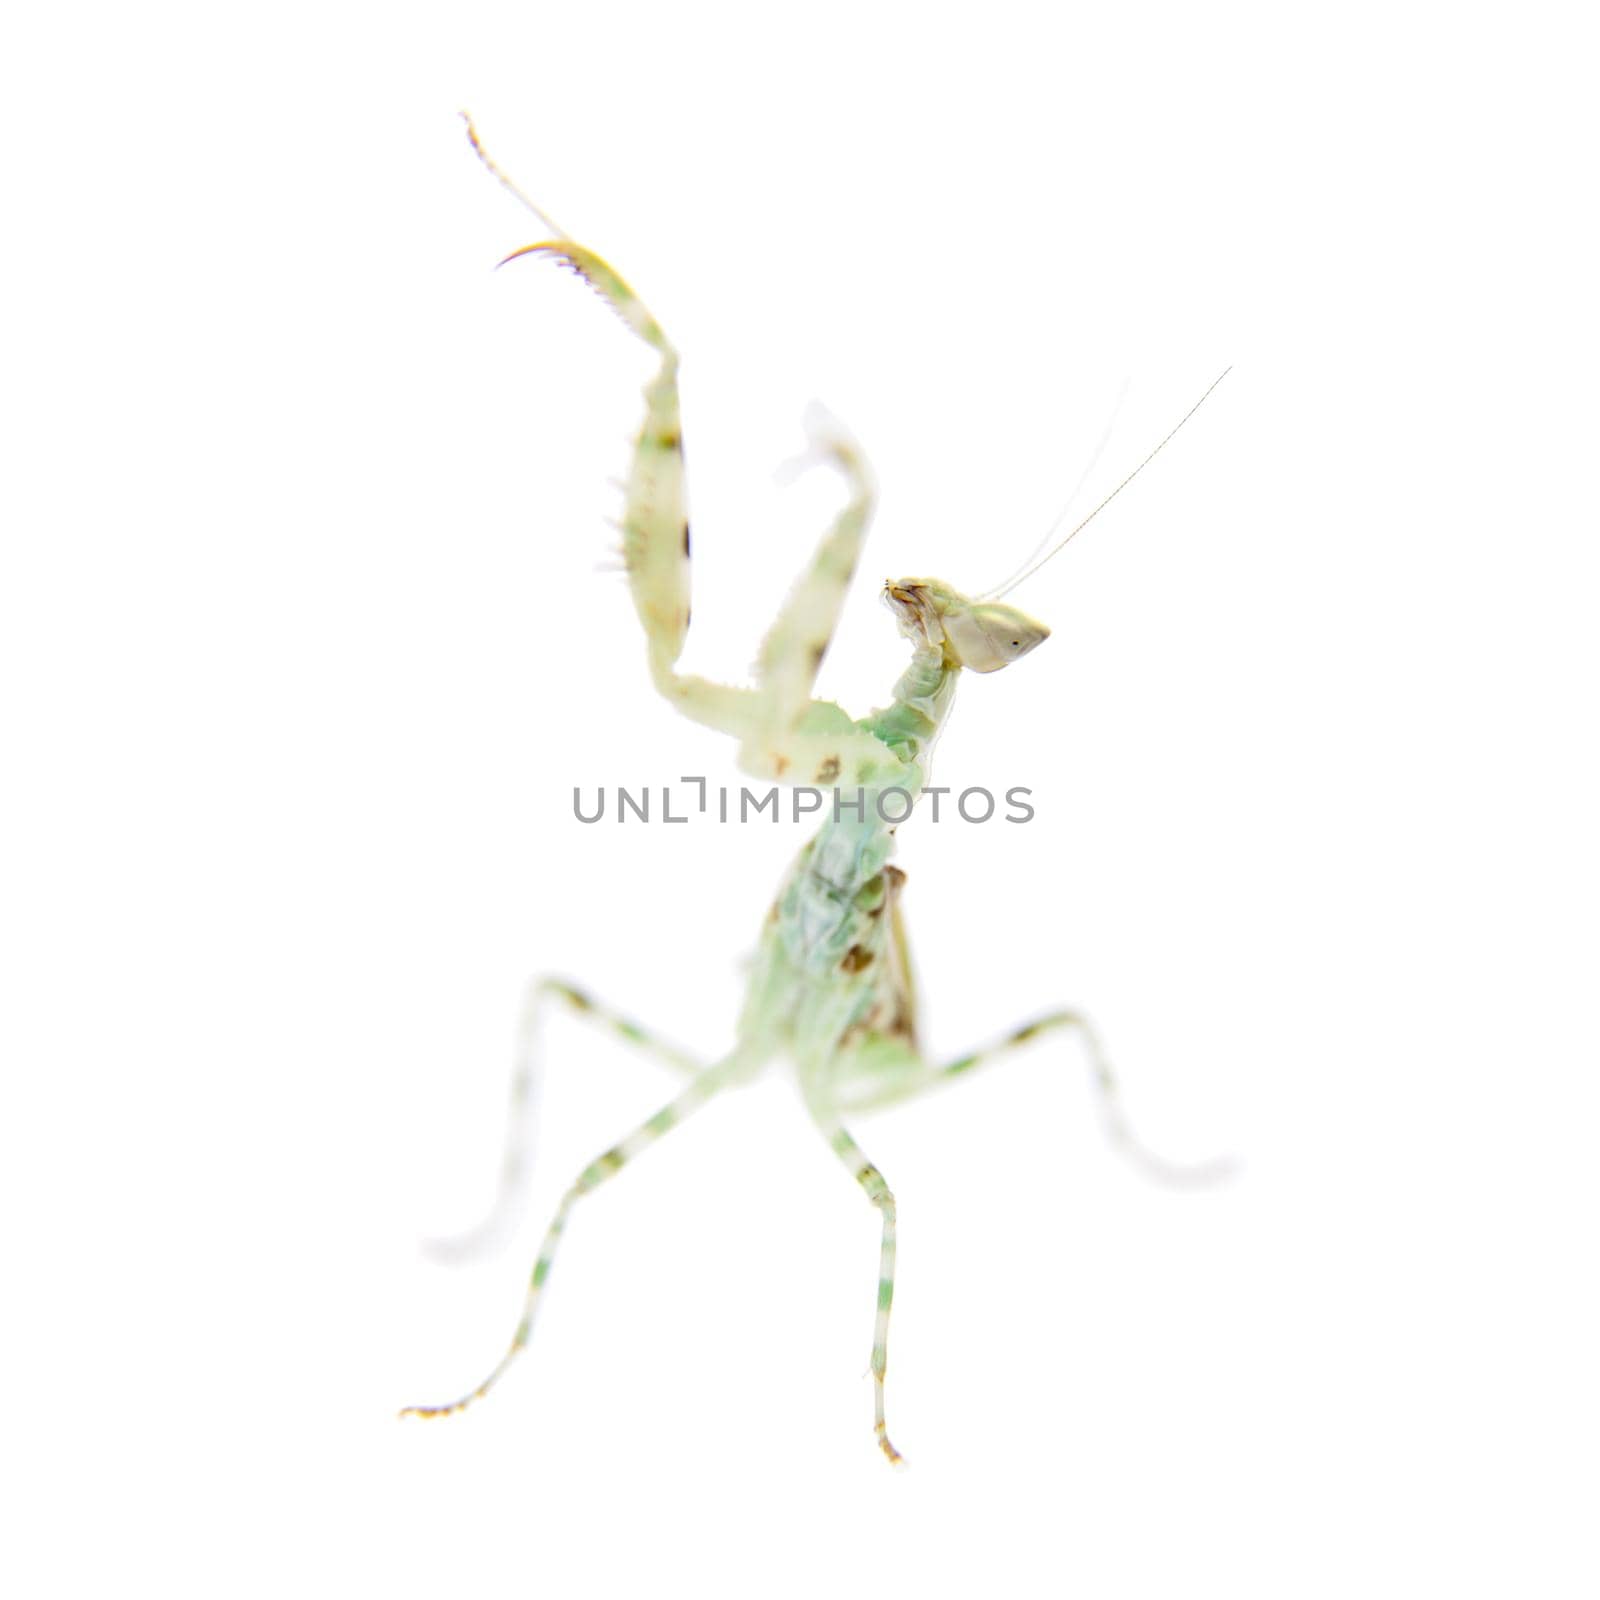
883,580,1050,674
880,373,1231,677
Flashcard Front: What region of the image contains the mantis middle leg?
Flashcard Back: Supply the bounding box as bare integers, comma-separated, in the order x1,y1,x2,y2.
426,977,704,1263
834,1010,1234,1186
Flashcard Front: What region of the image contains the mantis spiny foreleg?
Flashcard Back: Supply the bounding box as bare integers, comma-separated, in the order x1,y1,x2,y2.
503,239,901,790
502,241,693,694
752,427,876,754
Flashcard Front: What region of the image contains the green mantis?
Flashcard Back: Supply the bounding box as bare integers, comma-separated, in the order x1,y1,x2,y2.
403,120,1228,1463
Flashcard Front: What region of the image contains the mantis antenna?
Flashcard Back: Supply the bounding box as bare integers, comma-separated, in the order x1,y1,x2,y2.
460,112,570,240
974,380,1130,601
984,366,1232,601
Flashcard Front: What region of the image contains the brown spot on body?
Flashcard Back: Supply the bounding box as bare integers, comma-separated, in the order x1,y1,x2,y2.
864,866,906,920
681,522,692,555
816,755,841,784
841,945,875,973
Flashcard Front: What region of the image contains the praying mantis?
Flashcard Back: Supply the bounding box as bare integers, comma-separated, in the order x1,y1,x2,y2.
403,119,1229,1463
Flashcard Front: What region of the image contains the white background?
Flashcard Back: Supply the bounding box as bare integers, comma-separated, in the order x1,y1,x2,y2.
5,3,1598,1595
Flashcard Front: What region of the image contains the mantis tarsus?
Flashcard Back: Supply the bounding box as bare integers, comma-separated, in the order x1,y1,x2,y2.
403,118,1229,1463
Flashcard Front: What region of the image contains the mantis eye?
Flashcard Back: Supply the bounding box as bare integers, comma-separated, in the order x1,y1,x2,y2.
941,602,1050,673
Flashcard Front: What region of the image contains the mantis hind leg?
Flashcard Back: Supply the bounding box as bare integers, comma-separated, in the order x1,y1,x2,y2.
803,1011,1227,1463
402,1059,735,1421
424,977,704,1265
805,1105,905,1464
